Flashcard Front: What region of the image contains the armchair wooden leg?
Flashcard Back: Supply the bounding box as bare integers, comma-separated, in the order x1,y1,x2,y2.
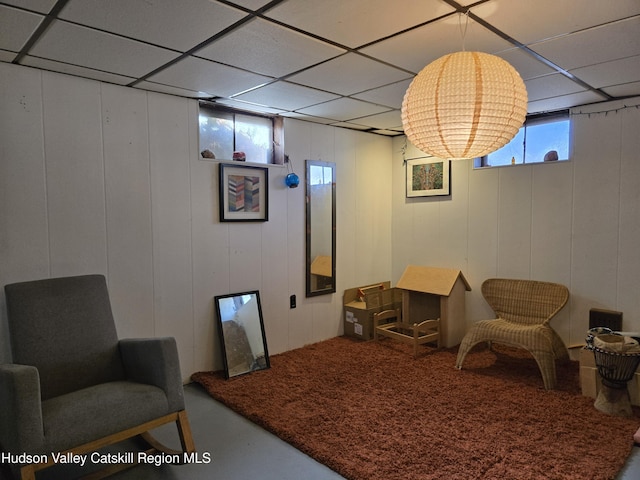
15,411,196,480
19,465,35,480
177,409,195,454
138,410,195,465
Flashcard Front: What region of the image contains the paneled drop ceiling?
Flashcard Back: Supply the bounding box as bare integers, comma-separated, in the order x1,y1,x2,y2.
2,0,639,136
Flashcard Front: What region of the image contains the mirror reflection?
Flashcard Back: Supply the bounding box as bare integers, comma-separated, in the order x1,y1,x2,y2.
214,291,270,378
306,160,336,297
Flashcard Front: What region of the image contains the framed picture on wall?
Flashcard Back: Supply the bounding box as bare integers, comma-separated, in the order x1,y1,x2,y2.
406,157,451,197
219,163,269,222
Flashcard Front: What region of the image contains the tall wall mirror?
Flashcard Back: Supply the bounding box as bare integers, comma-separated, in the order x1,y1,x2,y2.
214,290,270,378
306,160,336,297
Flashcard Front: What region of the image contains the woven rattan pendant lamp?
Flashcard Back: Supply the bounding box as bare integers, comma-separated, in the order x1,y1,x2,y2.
402,48,528,160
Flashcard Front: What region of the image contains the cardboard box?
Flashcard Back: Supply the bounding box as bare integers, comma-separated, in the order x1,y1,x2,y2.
343,282,402,340
578,346,601,398
579,345,640,406
579,346,595,367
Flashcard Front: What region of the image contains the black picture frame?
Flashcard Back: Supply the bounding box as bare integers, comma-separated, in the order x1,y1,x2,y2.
305,160,336,297
219,163,269,222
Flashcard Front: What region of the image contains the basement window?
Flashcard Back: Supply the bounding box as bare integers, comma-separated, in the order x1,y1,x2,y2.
199,102,283,165
474,111,570,168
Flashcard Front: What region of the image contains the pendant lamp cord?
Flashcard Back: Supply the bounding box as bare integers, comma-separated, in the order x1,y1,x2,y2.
458,10,470,52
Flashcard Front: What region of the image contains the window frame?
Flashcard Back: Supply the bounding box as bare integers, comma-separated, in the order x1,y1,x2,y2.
474,110,570,168
199,102,284,165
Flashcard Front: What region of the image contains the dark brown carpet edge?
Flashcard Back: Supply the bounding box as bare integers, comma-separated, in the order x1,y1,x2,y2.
192,336,639,480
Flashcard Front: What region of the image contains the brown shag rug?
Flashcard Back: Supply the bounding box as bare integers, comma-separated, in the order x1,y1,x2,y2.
192,337,639,480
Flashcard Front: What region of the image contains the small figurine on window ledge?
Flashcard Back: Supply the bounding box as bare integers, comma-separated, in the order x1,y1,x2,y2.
201,149,215,159
233,151,246,162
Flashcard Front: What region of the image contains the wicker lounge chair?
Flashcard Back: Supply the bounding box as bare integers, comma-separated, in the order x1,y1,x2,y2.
455,278,569,390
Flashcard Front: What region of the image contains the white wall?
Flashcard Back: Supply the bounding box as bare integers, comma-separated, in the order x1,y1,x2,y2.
0,62,393,381
5,59,636,376
391,97,640,346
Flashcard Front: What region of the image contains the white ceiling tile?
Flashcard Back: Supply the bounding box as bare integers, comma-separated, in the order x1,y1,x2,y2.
134,81,214,98
22,56,136,85
213,98,287,115
232,81,340,111
350,110,403,130
0,50,17,62
362,14,512,73
455,0,486,6
2,0,56,13
279,112,336,124
3,0,639,133
196,17,345,77
525,73,586,101
472,0,640,45
59,0,246,52
370,129,404,136
265,0,455,48
147,56,272,98
295,98,391,122
529,16,640,71
495,48,556,81
29,20,179,77
527,91,605,114
0,5,43,52
602,81,640,98
571,55,640,89
287,53,411,96
229,0,273,10
352,79,412,108
329,121,372,131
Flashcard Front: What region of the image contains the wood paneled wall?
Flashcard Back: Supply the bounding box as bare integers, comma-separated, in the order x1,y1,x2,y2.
0,63,393,380
392,97,640,346
7,59,636,375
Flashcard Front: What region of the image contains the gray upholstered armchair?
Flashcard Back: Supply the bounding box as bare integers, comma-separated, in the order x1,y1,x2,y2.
0,275,195,480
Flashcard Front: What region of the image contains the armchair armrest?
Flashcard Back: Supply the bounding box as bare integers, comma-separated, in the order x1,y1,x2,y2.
119,337,185,412
0,364,44,453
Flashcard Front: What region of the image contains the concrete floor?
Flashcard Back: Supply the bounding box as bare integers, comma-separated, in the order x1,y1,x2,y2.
25,383,640,479
34,383,344,480
618,447,640,480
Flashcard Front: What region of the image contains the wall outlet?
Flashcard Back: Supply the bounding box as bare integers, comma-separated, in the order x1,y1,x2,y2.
290,294,296,309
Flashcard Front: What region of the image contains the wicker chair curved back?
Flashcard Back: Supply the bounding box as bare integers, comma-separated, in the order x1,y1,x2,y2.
481,278,569,326
456,278,570,390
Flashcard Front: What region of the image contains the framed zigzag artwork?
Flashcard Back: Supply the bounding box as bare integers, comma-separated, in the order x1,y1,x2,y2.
219,163,269,222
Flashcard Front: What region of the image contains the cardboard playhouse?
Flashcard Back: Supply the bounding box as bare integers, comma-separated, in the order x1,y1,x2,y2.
395,265,471,349
343,281,403,340
342,267,470,347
